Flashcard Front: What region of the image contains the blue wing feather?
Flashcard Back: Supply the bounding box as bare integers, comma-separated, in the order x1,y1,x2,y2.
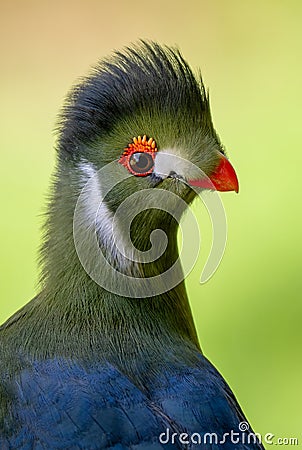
0,356,263,449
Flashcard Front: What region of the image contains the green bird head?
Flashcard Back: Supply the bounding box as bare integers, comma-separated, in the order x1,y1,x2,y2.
43,41,238,300
59,40,237,187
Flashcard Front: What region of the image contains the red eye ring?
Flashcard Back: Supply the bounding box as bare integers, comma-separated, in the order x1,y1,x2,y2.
119,135,158,177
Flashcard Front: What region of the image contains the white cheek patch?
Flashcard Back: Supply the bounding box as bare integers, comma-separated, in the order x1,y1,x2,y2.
77,160,137,271
77,161,114,235
78,161,106,223
154,149,203,181
78,161,113,240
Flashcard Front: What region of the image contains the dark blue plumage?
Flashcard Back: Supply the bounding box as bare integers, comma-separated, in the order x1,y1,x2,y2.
0,42,263,449
1,354,262,449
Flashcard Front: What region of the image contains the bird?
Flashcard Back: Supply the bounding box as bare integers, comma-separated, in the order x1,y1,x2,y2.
0,41,264,449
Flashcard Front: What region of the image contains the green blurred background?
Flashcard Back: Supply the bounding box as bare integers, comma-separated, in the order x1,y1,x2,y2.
1,0,301,442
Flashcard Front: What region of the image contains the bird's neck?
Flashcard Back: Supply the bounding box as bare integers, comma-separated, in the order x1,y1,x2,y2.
35,161,200,363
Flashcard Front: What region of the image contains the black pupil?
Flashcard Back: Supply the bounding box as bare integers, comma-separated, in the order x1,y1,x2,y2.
129,152,154,174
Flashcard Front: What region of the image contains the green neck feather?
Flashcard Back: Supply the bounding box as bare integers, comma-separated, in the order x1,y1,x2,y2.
5,157,201,373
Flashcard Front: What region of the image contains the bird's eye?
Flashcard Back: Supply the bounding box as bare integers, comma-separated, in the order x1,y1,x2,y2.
118,135,158,177
129,152,154,174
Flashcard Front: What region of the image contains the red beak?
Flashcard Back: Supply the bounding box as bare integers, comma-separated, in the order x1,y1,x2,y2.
188,154,239,193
